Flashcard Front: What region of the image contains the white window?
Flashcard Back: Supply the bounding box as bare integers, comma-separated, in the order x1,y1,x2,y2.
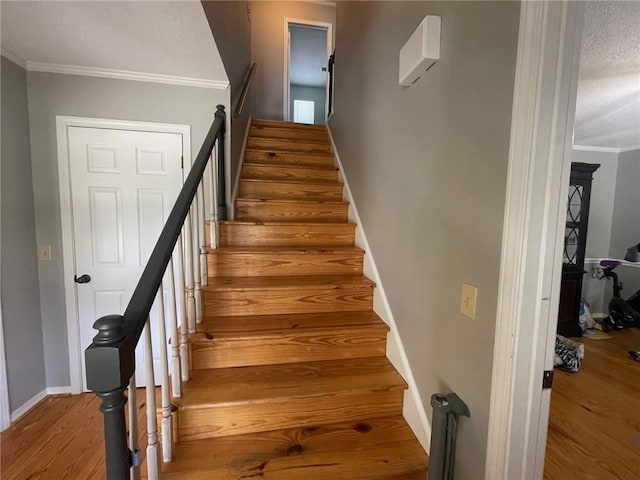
293,100,315,124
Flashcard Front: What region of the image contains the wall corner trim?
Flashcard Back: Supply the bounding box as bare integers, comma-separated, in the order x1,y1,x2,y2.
25,61,230,90
326,126,431,452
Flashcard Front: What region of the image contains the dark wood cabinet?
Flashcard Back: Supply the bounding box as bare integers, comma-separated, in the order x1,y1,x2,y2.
557,162,600,337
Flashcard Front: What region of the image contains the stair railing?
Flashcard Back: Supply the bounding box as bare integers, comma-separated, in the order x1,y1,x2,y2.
85,105,227,480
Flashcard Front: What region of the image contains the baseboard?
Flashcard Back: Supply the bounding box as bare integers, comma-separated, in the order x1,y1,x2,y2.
9,386,74,423
10,389,47,422
326,126,431,451
47,386,73,396
230,115,252,220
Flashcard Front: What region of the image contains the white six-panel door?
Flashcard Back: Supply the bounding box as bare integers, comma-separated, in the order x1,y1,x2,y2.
68,126,183,391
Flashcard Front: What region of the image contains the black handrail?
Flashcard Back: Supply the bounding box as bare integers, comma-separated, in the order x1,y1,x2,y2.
85,105,227,479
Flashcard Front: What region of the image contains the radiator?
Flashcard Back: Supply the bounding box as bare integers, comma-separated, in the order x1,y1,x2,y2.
428,393,471,480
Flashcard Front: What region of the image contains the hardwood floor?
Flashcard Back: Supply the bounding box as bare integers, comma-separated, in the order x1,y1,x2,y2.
0,392,147,480
544,328,640,480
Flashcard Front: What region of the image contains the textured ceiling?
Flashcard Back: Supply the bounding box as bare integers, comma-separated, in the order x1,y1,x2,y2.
0,1,227,83
290,24,329,88
574,1,640,149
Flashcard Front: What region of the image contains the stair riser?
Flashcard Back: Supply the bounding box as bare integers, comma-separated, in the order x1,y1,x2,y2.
235,201,349,223
239,180,343,201
214,222,356,247
245,150,334,167
248,138,332,154
203,287,373,316
250,127,328,142
242,164,338,182
208,252,363,277
190,329,387,369
176,389,404,441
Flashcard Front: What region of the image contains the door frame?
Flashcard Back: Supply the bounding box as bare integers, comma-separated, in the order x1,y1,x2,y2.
283,17,333,122
485,1,585,478
56,116,191,394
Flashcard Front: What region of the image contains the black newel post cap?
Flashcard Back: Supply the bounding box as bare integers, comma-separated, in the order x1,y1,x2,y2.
93,314,126,345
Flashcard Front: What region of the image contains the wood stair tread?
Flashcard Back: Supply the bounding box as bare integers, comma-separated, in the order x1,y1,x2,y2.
240,177,342,186
176,357,406,408
158,416,428,480
252,119,328,131
207,246,363,255
236,197,347,205
194,311,388,337
204,275,375,292
246,147,333,157
244,161,338,171
218,220,355,227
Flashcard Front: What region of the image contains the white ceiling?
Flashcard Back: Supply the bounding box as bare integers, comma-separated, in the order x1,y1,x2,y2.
289,24,328,88
0,1,227,85
574,1,640,149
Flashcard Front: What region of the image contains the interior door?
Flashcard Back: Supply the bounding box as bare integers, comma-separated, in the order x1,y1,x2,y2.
68,126,183,391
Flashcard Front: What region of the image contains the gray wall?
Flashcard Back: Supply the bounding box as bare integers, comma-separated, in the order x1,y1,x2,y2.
26,72,228,387
1,56,47,410
328,2,519,478
575,148,640,313
290,85,326,125
610,149,640,258
571,149,619,259
202,1,252,189
251,1,335,120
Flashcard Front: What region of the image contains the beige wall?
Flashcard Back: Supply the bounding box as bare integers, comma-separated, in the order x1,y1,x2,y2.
250,1,335,120
328,2,520,477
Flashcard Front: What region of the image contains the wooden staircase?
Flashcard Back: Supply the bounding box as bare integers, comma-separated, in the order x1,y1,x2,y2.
160,119,428,479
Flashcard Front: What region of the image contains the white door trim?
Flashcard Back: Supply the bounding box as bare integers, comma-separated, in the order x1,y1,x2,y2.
485,1,584,479
283,18,334,122
56,116,191,394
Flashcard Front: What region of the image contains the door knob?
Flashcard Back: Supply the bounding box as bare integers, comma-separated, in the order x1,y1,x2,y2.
74,274,91,284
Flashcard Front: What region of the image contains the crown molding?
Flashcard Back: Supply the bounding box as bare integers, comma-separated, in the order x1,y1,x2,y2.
25,61,229,90
304,1,336,7
573,144,640,154
1,45,26,69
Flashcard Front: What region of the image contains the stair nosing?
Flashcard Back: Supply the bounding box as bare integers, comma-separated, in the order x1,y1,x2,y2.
245,148,334,158
206,246,364,254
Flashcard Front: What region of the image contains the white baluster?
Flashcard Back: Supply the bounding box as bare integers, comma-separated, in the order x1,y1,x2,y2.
128,377,141,480
176,233,190,381
192,203,203,325
143,319,159,479
199,181,208,286
166,257,181,398
155,287,172,462
184,211,196,334
209,152,217,249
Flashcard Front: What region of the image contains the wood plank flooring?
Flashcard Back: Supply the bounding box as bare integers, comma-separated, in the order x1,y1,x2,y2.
0,392,147,480
544,328,640,480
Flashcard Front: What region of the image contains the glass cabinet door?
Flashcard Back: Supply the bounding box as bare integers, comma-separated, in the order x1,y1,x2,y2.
564,184,583,265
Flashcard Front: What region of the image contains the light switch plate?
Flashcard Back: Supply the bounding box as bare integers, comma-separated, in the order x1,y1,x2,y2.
460,283,478,319
39,245,52,261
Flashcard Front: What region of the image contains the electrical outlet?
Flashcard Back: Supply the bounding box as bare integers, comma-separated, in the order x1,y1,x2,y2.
39,245,52,261
460,283,478,319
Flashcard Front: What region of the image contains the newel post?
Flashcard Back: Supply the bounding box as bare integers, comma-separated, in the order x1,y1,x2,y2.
215,104,227,221
85,314,135,480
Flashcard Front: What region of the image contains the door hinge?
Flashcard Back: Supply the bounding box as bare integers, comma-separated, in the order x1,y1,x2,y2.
181,155,184,169
542,370,554,389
